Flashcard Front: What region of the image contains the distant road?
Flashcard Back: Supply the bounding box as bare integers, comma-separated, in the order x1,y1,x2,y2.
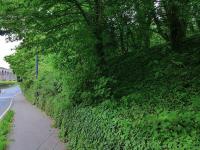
0,85,21,118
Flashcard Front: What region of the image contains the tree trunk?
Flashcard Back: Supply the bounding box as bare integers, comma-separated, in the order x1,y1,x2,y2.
95,28,106,70
197,20,200,31
143,17,152,49
120,27,127,54
94,0,106,74
135,0,153,49
169,14,187,49
165,1,187,50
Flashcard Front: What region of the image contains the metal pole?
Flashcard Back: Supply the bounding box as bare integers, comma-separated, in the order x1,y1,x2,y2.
36,50,39,79
35,49,39,102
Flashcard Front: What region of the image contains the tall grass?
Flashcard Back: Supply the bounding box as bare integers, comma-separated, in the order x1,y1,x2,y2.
0,111,14,150
0,80,16,86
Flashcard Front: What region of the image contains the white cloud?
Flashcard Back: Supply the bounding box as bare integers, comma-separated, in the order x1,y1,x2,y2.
0,36,21,68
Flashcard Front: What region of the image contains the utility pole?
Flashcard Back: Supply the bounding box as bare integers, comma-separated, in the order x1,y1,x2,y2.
36,50,39,79
35,49,39,103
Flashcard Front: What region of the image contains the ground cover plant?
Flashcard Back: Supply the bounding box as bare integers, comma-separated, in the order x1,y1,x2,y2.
0,111,14,150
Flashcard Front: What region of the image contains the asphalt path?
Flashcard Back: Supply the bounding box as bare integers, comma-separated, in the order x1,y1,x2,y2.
0,85,21,118
8,91,66,150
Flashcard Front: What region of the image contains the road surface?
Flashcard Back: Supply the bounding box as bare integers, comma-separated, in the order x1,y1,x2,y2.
0,85,20,118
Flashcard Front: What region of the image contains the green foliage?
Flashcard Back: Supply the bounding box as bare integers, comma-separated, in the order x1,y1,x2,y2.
14,39,200,149
58,105,200,150
0,0,200,149
0,111,14,150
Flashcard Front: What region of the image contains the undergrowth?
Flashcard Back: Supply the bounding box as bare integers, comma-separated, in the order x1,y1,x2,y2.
21,39,200,149
0,111,14,150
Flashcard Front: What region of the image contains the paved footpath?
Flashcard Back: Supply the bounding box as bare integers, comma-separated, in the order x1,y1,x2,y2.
8,94,66,150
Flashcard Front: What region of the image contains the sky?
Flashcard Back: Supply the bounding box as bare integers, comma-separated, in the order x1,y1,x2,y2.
0,36,21,69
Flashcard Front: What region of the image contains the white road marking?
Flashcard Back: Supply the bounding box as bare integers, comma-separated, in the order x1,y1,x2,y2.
0,85,20,120
0,93,19,120
0,98,13,120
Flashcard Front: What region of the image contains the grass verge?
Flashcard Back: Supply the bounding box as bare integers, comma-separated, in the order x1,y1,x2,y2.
0,111,14,150
0,81,17,86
